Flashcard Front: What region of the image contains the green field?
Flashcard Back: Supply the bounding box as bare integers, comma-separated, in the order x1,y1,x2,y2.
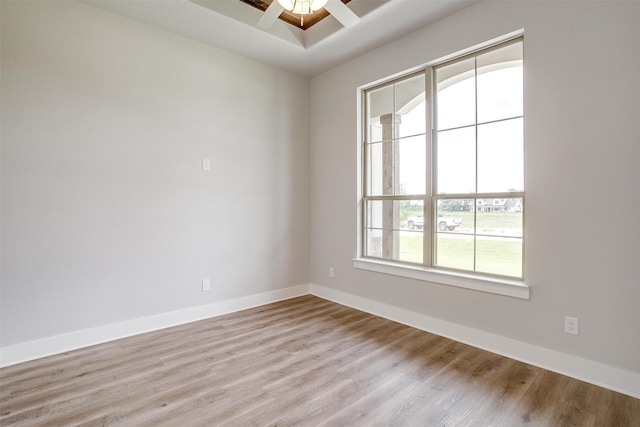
424,211,523,235
399,233,522,278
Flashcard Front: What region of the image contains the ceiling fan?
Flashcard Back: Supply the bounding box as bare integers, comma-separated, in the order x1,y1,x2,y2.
256,0,360,29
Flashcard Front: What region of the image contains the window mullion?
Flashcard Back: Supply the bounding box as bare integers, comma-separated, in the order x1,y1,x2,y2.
424,67,434,268
473,56,479,273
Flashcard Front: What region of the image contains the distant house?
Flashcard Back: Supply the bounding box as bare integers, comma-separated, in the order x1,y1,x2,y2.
476,198,522,213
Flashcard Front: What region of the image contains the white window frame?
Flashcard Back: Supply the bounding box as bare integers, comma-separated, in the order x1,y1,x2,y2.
354,35,529,300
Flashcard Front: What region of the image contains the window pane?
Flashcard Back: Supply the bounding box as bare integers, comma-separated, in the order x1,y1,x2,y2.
477,118,523,193
395,75,426,138
366,142,383,196
476,236,522,277
368,138,426,197
436,199,474,233
402,200,424,230
435,234,474,271
365,200,423,262
477,41,523,123
366,229,424,263
436,57,475,130
365,228,383,258
437,127,476,194
369,122,383,143
366,200,383,229
476,198,523,237
367,85,393,142
365,200,424,231
398,135,426,195
398,230,423,263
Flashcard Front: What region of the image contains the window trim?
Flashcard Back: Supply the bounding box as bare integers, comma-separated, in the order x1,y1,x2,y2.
356,34,529,299
353,257,530,299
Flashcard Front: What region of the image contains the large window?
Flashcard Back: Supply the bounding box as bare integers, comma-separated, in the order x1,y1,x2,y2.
361,38,524,281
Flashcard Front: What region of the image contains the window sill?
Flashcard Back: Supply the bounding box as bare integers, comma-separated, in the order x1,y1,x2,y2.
352,258,529,300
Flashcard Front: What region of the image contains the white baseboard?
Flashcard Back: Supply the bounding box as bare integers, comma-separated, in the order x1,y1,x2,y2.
3,282,637,400
310,283,640,399
0,284,310,368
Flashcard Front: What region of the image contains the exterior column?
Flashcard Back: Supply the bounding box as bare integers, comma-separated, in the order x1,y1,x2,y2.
380,113,401,260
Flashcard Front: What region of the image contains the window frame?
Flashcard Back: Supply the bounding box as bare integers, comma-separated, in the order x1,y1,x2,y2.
355,35,529,300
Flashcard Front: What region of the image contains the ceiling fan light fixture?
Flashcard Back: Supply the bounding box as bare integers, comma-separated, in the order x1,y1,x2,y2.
311,0,329,12
277,0,328,15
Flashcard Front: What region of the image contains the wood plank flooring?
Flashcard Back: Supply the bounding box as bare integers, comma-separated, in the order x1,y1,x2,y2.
1,295,638,426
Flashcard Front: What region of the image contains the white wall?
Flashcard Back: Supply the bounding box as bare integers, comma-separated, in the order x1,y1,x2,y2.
1,1,310,348
310,0,639,376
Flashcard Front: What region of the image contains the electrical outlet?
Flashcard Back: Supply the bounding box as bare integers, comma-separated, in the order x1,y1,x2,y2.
202,159,211,171
329,267,335,278
565,316,579,335
202,279,211,292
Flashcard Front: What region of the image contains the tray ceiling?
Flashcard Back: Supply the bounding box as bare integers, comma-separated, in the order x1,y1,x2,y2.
239,0,352,30
83,0,478,77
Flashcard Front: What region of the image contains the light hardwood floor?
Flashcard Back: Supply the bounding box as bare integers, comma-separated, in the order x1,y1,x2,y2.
1,295,638,426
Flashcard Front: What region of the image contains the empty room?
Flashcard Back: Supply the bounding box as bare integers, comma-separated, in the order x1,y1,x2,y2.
1,0,639,425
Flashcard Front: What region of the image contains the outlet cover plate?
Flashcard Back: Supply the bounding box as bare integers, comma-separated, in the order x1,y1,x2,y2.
565,316,579,335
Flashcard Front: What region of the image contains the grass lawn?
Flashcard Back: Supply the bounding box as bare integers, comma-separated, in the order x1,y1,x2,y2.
398,233,522,278
443,211,522,235
399,235,423,264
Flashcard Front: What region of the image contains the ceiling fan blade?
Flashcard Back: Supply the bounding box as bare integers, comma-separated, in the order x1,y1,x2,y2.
256,1,285,29
324,0,360,28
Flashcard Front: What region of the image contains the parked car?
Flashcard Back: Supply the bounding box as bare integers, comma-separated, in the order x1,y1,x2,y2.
437,213,463,231
406,214,424,230
406,213,463,231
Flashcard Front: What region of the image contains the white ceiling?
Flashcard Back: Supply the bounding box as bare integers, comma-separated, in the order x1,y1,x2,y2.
83,0,478,77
